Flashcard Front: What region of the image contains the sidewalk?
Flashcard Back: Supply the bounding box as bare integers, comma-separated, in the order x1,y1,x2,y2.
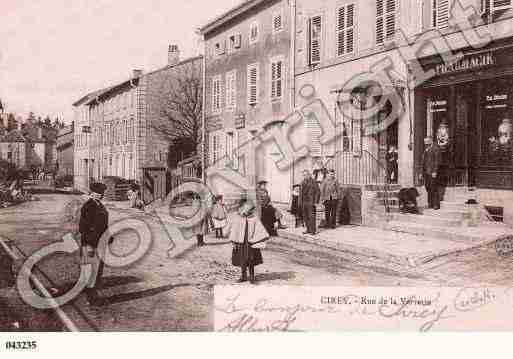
277,223,512,269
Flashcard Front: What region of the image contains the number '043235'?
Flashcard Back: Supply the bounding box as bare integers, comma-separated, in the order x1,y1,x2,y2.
5,341,37,350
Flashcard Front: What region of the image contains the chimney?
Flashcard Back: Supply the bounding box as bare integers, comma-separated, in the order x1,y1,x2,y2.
132,69,143,78
168,45,180,66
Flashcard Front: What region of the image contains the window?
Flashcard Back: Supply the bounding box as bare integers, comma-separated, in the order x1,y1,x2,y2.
228,34,242,51
432,0,451,29
482,0,512,22
124,119,128,144
226,70,237,111
247,63,259,106
226,131,239,169
337,4,355,56
270,58,283,101
210,132,223,165
214,41,226,56
308,15,322,66
273,12,283,33
212,75,223,113
376,0,397,45
249,21,259,44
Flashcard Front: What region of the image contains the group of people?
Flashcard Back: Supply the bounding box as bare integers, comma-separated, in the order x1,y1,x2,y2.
0,176,31,207
291,168,343,236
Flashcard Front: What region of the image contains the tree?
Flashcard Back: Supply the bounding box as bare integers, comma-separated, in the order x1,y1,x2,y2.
148,60,203,166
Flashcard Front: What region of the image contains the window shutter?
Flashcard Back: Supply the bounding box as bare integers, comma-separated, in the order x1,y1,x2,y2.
271,60,283,100
247,64,259,105
233,131,239,170
226,71,236,110
309,15,322,65
337,4,355,56
376,0,396,44
273,14,283,32
435,0,451,29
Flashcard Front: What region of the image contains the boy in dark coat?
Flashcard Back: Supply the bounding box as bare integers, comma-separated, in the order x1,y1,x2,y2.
79,182,109,305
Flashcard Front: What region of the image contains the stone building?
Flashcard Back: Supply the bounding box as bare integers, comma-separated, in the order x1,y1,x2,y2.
290,0,513,226
74,46,203,200
200,0,293,204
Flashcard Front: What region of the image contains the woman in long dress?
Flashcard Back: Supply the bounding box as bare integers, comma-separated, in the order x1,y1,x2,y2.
225,196,270,284
211,195,227,238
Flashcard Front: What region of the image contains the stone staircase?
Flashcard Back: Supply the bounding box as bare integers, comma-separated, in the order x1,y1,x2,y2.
369,186,510,242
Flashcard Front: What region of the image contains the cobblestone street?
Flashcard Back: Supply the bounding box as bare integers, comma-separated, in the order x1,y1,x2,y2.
2,193,513,331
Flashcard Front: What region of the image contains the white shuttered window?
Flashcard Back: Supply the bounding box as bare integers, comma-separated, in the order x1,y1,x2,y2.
432,0,451,29
308,15,322,65
270,58,283,101
226,70,237,111
212,75,222,113
247,63,259,106
337,4,355,56
376,0,397,45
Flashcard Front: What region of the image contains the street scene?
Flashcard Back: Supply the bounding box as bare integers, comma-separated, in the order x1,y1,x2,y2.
2,0,513,333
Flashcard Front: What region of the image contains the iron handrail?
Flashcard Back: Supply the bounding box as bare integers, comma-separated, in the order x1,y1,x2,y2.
334,149,391,213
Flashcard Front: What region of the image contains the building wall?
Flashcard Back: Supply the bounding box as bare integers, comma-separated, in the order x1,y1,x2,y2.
294,0,513,224
74,103,91,191
89,85,139,184
57,126,74,176
0,142,25,168
204,0,292,201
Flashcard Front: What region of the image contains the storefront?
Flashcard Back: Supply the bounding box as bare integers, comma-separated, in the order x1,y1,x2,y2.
414,39,513,192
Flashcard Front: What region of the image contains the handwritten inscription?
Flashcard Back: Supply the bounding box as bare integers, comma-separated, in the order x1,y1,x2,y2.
215,287,512,332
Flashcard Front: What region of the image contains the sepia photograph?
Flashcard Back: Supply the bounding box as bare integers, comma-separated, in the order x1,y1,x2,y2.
2,0,513,352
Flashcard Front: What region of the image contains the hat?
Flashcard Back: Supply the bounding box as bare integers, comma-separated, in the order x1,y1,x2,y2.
328,169,335,173
90,182,107,195
257,179,268,185
292,184,300,188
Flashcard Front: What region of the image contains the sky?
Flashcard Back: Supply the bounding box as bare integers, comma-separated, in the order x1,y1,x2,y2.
0,0,241,123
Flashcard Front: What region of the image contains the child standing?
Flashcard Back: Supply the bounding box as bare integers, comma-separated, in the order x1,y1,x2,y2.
226,196,269,284
290,184,302,228
211,195,227,238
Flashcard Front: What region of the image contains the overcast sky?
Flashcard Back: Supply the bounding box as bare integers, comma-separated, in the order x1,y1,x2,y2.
0,0,240,123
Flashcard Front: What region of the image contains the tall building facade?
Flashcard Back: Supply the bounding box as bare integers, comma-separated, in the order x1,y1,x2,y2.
289,0,513,225
73,47,203,195
200,0,293,204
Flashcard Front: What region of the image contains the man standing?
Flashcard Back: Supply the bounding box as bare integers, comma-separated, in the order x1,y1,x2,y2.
300,169,320,235
320,169,340,229
422,137,442,210
79,182,109,305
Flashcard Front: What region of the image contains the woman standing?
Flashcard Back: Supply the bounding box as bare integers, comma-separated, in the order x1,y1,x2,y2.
226,196,269,284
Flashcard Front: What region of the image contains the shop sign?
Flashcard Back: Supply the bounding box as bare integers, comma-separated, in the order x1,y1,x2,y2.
485,93,508,109
429,100,447,113
435,52,495,76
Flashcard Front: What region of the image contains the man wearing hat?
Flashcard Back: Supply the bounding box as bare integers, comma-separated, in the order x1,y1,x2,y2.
79,182,109,305
320,169,341,229
421,137,442,210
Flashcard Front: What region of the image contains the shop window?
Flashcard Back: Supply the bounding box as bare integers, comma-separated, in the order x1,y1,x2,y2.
481,80,513,168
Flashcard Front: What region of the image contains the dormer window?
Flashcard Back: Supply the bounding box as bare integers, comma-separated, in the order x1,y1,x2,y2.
228,34,242,51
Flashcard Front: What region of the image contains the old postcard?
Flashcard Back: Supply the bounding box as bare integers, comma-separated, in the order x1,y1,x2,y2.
2,0,513,344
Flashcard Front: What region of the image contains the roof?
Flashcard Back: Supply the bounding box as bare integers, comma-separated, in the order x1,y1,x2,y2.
72,89,104,107
198,0,272,36
144,55,203,78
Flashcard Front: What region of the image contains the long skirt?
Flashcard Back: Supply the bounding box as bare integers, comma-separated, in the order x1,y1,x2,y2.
261,205,277,236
